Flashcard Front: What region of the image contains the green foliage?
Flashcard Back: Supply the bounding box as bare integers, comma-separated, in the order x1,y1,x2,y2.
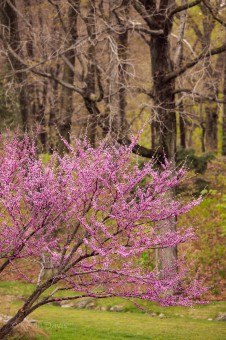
193,178,210,196
176,149,215,174
0,79,21,130
178,176,226,296
139,250,155,270
216,194,226,237
135,156,225,299
40,153,51,164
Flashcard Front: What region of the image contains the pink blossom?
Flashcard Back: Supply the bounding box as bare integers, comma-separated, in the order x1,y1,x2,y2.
0,134,206,313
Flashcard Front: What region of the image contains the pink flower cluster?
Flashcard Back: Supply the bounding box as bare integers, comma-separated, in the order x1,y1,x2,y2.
0,134,206,306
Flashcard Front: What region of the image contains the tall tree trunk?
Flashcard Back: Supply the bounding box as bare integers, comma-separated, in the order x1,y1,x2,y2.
1,0,51,147
101,0,129,141
179,111,186,148
84,0,98,146
36,81,48,151
48,75,60,153
151,120,155,149
0,0,30,129
58,0,80,152
151,33,177,271
151,36,176,160
107,0,120,135
149,1,177,273
205,103,218,151
117,1,129,138
201,122,206,153
201,4,218,152
174,0,187,149
222,51,226,155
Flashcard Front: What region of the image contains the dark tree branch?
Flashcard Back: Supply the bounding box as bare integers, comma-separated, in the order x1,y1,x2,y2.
47,0,67,32
84,98,164,160
132,0,160,30
122,138,164,160
1,32,160,160
5,0,32,28
164,43,226,82
188,15,204,41
202,0,226,28
29,293,112,312
174,88,226,104
3,42,85,95
127,25,163,36
168,0,202,19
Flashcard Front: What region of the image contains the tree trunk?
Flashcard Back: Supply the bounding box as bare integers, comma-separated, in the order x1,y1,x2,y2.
151,34,176,160
98,1,130,142
174,0,187,149
107,0,120,135
201,5,218,152
83,0,98,146
0,0,30,129
58,0,80,153
149,3,177,272
206,104,218,151
151,120,155,149
201,121,206,153
0,280,53,339
222,51,226,155
48,68,60,153
179,109,186,148
118,2,129,138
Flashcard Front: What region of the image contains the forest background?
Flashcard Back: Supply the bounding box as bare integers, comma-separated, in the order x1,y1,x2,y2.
0,0,225,300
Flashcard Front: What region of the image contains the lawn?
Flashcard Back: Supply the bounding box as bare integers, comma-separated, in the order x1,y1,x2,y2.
0,281,226,340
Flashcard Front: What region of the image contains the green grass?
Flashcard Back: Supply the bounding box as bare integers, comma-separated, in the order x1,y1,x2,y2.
0,281,226,340
32,306,226,340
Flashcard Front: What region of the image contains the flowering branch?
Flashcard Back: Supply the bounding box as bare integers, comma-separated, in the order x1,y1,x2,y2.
0,134,206,338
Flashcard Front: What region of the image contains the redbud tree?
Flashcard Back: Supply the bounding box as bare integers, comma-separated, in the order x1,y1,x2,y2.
0,135,205,338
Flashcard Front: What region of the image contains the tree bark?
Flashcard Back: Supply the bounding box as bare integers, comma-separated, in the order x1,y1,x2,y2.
148,0,177,272
222,50,226,155
179,110,186,148
201,3,218,152
0,0,30,129
83,0,98,146
205,104,218,151
58,0,80,153
0,280,54,339
174,0,187,149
